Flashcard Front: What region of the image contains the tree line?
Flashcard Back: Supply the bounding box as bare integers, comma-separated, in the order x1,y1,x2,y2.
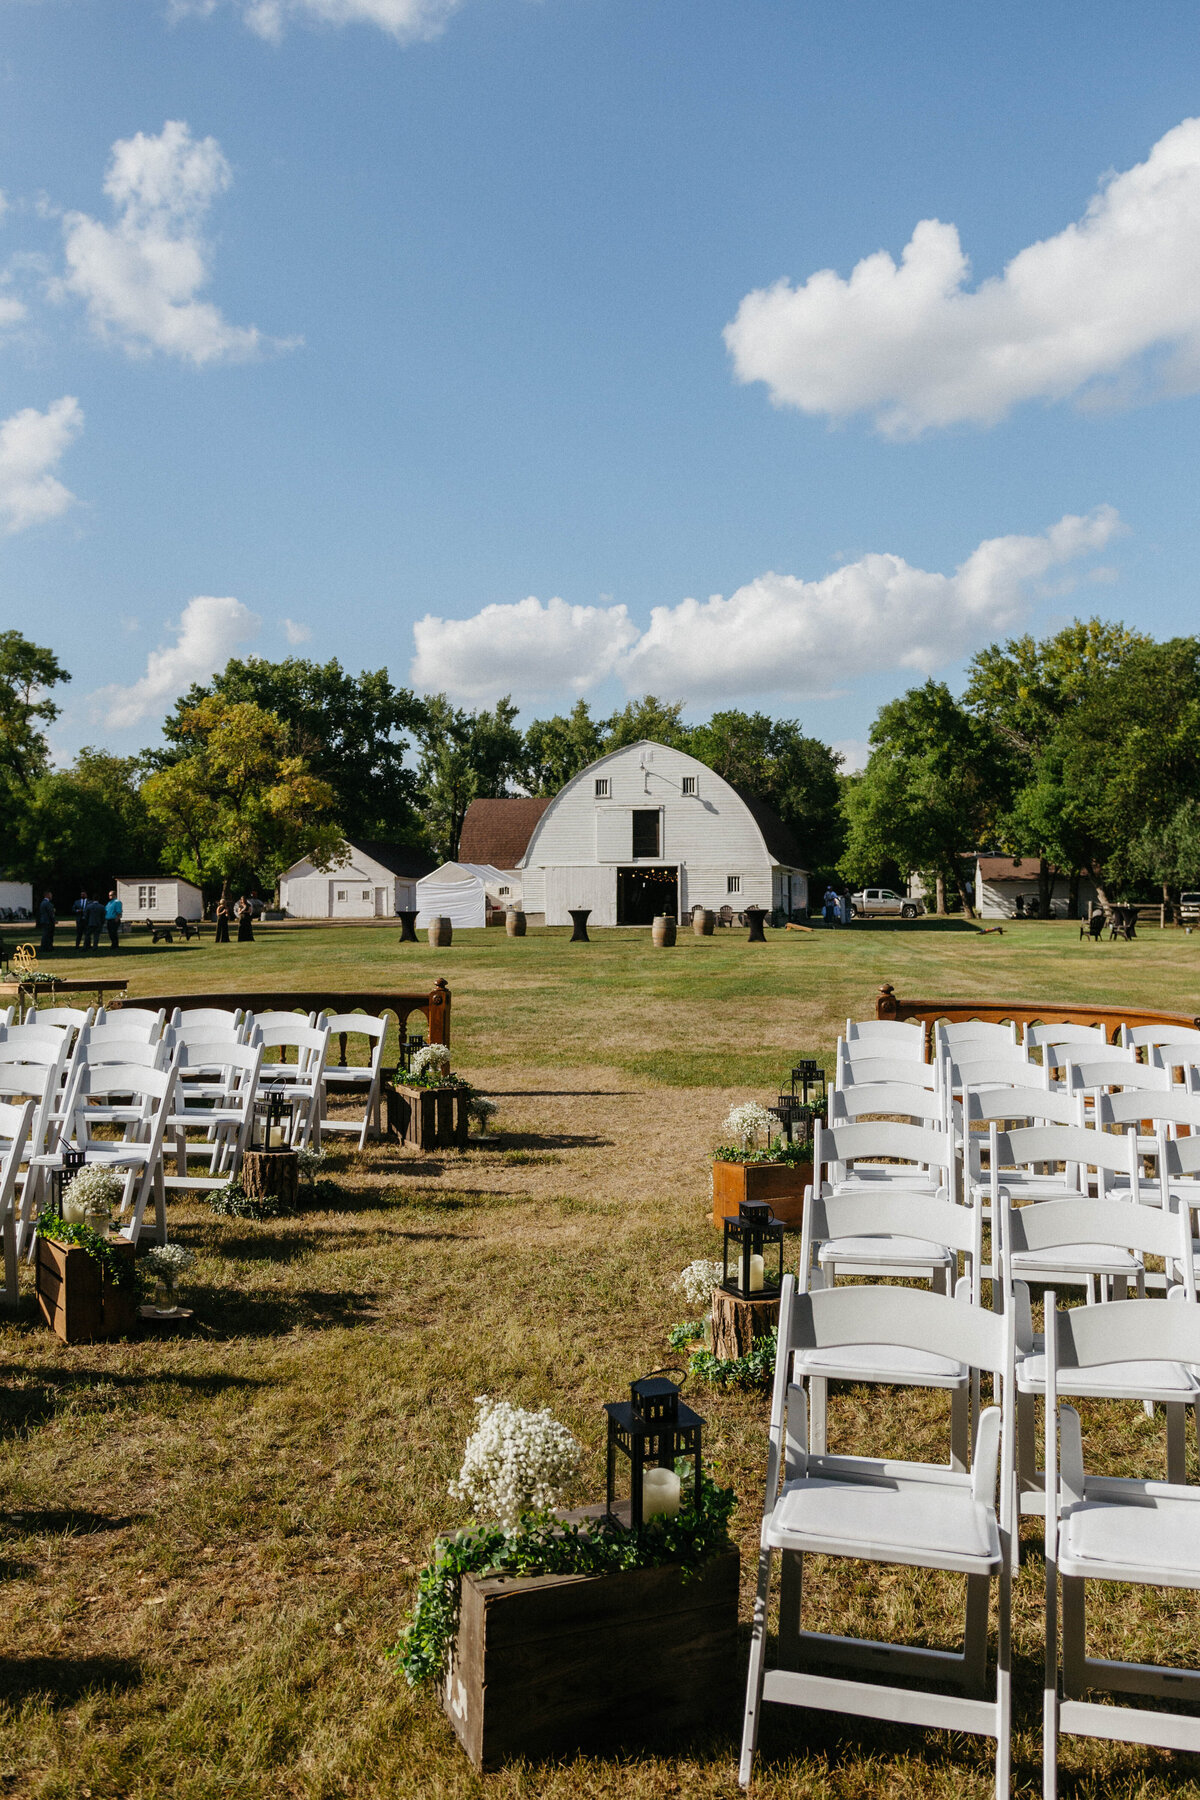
3,617,1198,915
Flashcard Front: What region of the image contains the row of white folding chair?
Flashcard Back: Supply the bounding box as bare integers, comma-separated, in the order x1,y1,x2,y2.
318,1013,388,1149
55,1062,177,1247
0,1100,32,1305
163,1038,263,1190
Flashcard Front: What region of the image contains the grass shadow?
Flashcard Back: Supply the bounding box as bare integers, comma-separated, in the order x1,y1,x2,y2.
198,1286,389,1338
0,1653,142,1706
0,1508,141,1537
0,1369,263,1438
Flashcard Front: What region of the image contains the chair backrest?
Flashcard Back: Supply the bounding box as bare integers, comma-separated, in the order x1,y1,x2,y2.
801,1189,982,1290
784,1279,1010,1376
1120,1023,1200,1050
0,1024,69,1065
1049,1294,1200,1379
829,1081,948,1126
82,1015,161,1046
165,1019,246,1054
105,1007,166,1038
934,1019,1018,1056
75,1023,168,1067
174,1039,261,1082
26,1006,94,1030
1024,1021,1108,1051
0,1060,55,1106
843,1019,927,1059
814,1117,954,1187
1158,1128,1200,1183
1065,1057,1170,1096
1041,1039,1134,1074
254,1022,329,1055
169,1006,243,1032
320,1012,387,1043
1100,1088,1200,1132
1001,1193,1193,1280
252,1011,320,1035
67,1064,175,1137
835,1052,938,1091
965,1083,1081,1129
993,1122,1137,1180
943,1052,1044,1093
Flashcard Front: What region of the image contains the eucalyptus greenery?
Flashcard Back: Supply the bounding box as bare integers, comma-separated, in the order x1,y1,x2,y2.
712,1137,813,1166
36,1214,146,1298
666,1320,705,1351
208,1179,288,1221
392,1475,736,1688
687,1329,777,1391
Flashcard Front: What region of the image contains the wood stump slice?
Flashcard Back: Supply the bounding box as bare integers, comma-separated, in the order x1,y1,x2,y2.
242,1148,299,1208
711,1287,780,1361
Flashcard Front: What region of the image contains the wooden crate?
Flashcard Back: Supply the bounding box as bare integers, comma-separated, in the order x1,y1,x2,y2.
36,1239,139,1345
711,1159,810,1230
387,1083,469,1151
443,1547,740,1770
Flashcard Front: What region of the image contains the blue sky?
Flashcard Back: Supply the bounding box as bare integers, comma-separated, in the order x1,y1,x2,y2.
2,0,1199,769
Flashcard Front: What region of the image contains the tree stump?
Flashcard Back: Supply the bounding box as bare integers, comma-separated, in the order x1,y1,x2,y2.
241,1148,299,1208
711,1287,780,1360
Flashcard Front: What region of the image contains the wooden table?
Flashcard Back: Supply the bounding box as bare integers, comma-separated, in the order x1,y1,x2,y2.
1,977,129,1012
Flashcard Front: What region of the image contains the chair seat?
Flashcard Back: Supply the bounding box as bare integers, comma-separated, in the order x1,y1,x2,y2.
1017,1351,1199,1402
769,1473,1000,1573
818,1234,952,1269
1009,1244,1139,1278
1061,1492,1200,1586
793,1342,968,1389
829,1172,942,1193
323,1069,374,1086
987,1176,1081,1202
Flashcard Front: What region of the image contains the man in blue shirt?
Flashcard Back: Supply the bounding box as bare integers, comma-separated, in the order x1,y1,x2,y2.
104,890,123,951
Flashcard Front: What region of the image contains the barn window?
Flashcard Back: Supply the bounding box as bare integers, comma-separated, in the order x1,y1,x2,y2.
632,810,661,858
498,885,510,896
727,875,741,894
595,777,610,797
337,889,347,901
681,775,696,795
362,890,371,901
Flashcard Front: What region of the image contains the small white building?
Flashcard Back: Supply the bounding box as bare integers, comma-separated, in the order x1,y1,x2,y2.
278,840,437,920
975,857,1101,920
116,876,203,922
518,740,808,927
0,880,32,918
416,862,517,930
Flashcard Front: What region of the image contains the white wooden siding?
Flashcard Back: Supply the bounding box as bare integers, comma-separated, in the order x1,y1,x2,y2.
279,845,417,919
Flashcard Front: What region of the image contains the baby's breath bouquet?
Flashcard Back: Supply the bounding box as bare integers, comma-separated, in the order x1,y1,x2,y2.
712,1097,813,1165
407,1043,457,1088
145,1242,195,1310
449,1396,582,1531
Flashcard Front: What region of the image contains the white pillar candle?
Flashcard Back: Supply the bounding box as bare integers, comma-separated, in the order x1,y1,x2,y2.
744,1253,764,1293
642,1467,682,1520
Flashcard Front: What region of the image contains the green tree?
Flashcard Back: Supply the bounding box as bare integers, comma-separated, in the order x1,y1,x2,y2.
0,631,68,790
523,700,605,795
163,656,426,846
18,750,163,895
601,695,689,750
143,696,342,903
686,709,845,881
840,682,1013,917
416,695,525,861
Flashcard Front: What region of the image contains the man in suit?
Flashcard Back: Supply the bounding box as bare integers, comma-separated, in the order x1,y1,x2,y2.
73,889,89,948
37,890,56,954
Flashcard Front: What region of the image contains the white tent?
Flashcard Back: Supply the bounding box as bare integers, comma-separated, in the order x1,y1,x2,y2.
415,862,515,930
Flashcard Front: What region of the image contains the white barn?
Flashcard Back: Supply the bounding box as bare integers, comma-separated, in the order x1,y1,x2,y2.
519,740,808,927
0,881,32,918
279,841,436,919
116,876,203,922
416,862,516,929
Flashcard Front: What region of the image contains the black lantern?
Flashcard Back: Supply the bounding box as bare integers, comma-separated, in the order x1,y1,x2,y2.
47,1145,85,1218
605,1374,704,1532
400,1029,426,1074
252,1086,295,1151
722,1199,785,1298
771,1093,805,1144
791,1060,827,1110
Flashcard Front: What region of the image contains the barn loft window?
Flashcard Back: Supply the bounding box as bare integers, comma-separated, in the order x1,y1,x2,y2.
727,875,741,894
498,885,510,896
681,775,697,795
595,778,610,797
632,810,661,858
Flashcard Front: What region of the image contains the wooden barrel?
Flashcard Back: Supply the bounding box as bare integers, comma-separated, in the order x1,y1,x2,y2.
692,908,715,936
651,915,677,947
428,916,453,947
505,910,527,938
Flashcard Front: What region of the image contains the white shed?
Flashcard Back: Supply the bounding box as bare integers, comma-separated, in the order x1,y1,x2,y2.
519,740,809,927
116,876,203,922
416,862,515,930
278,841,437,919
0,881,32,918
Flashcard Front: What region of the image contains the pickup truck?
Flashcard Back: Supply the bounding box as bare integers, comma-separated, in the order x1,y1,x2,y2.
851,887,922,920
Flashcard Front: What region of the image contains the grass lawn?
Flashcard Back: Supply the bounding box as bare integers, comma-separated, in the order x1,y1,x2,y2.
2,921,1199,1797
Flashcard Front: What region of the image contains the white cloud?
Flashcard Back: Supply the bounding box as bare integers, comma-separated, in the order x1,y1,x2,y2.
0,396,83,534
54,121,295,365
282,618,312,645
411,593,640,703
232,0,458,40
91,595,261,731
831,739,871,775
410,509,1121,705
725,118,1200,435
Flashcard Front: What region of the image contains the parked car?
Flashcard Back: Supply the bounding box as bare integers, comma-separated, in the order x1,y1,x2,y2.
1180,891,1200,923
851,887,922,920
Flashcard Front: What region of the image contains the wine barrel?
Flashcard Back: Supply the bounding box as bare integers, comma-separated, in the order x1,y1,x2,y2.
428,916,453,947
651,915,677,947
692,908,715,936
505,909,527,938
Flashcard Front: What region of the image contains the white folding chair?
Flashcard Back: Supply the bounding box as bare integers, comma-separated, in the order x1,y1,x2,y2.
740,1281,1015,1798
24,1006,95,1032
1024,1022,1108,1055
797,1189,983,1470
808,1119,958,1291
162,1039,262,1190
251,1022,328,1147
964,1087,1083,1277
61,1063,178,1245
842,1018,927,1060
1120,1022,1200,1054
934,1020,1019,1061
836,1050,939,1093
989,1126,1144,1298
829,1080,952,1130
99,1007,166,1039
0,1099,33,1305
318,1013,387,1149
1001,1198,1198,1510
1044,1295,1200,1790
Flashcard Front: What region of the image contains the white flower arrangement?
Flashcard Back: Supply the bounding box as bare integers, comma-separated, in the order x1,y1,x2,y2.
721,1101,775,1148
145,1243,195,1283
62,1165,125,1211
449,1396,582,1530
468,1094,498,1133
675,1259,724,1311
296,1144,327,1181
410,1043,451,1081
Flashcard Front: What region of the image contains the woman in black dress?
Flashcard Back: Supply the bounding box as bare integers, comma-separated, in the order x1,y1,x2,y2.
214,898,230,943
236,897,254,942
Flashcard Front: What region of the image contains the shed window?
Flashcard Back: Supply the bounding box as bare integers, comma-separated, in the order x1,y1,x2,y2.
337,889,347,902
138,884,157,910
727,875,741,894
498,885,510,896
595,777,610,798
681,775,696,795
362,890,371,901
632,810,660,858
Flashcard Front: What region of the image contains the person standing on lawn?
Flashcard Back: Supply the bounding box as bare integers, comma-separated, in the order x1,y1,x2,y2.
73,889,89,949
37,890,56,954
236,896,254,942
85,894,105,951
104,889,123,951
214,896,230,942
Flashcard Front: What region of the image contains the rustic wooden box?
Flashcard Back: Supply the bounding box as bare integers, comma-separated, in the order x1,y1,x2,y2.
388,1083,469,1151
36,1238,139,1345
711,1159,810,1230
443,1547,740,1770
